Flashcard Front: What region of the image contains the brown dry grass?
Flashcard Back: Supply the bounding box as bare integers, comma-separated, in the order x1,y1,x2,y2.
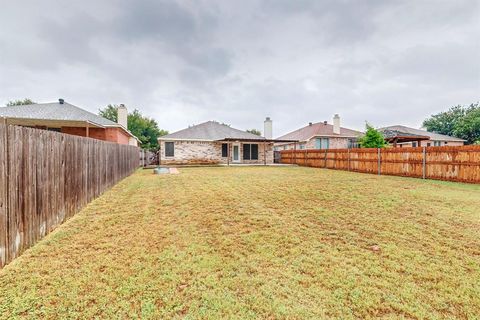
0,167,479,319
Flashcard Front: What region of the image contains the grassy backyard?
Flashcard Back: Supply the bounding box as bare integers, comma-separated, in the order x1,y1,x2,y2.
0,167,479,319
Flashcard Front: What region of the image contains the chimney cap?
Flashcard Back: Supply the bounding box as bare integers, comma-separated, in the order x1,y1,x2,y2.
265,117,271,121
58,98,64,104
118,104,127,109
309,122,312,126
324,121,328,125
334,113,340,118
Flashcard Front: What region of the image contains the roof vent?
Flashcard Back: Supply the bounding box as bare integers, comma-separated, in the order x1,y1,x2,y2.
59,98,64,104
324,121,327,125
309,122,313,126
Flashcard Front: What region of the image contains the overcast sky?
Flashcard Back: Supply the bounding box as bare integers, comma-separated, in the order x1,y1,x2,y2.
0,0,479,136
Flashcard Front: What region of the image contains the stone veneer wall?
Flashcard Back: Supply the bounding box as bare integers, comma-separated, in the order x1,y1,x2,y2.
159,140,274,165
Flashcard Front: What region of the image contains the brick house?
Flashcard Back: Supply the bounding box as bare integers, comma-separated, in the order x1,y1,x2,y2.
158,118,294,165
275,114,362,150
0,99,139,146
380,125,466,147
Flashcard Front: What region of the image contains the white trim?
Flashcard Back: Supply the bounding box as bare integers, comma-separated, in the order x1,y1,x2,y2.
232,143,241,163
157,138,215,142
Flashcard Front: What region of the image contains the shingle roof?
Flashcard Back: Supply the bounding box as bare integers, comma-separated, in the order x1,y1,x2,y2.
381,129,429,140
380,125,466,142
159,121,267,141
0,102,118,127
276,122,362,141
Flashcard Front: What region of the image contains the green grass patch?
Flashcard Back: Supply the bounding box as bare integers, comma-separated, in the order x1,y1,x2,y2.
0,167,479,319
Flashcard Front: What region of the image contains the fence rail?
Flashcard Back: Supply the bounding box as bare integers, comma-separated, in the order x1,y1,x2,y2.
0,123,139,268
280,146,480,184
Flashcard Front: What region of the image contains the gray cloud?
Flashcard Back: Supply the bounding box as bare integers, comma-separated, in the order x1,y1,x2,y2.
0,0,478,136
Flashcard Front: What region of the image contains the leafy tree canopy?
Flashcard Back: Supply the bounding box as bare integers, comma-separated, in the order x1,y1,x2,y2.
358,123,387,148
99,104,168,150
246,129,262,136
423,102,480,144
6,98,36,106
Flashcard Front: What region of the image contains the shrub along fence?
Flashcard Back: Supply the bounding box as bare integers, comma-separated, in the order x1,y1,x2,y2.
0,123,139,268
280,145,480,184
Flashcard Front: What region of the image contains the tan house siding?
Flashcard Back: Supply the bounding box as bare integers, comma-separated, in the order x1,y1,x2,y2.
276,137,353,150
160,140,274,165
305,137,350,149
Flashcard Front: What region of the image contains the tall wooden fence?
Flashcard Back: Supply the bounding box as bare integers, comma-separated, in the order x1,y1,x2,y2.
0,124,139,268
280,146,480,184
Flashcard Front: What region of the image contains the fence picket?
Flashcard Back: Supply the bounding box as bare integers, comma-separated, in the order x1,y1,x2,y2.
0,123,139,268
281,146,480,184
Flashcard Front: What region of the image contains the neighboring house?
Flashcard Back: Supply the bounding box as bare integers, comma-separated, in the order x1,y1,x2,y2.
380,125,466,147
275,114,362,150
0,99,139,146
158,118,293,165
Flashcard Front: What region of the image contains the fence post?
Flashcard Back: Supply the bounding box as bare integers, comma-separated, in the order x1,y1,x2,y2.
377,148,381,175
347,148,350,171
294,142,297,165
324,149,328,168
1,118,9,267
422,147,426,179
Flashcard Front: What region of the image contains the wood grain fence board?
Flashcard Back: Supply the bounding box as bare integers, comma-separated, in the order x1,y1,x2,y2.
0,123,7,266
0,124,139,268
281,146,480,184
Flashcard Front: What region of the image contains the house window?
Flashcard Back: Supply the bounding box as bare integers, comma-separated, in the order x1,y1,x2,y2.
299,143,305,150
427,143,431,147
243,144,258,160
412,142,417,147
347,139,359,149
315,138,330,149
221,143,228,157
165,142,174,157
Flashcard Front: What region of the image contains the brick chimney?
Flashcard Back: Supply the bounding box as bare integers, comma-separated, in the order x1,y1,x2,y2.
117,104,128,128
264,117,272,139
333,114,340,134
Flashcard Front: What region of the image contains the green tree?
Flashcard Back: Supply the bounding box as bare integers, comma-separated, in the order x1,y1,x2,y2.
6,98,36,106
358,124,387,148
99,105,168,150
246,129,262,136
98,104,118,122
451,105,480,144
423,102,480,144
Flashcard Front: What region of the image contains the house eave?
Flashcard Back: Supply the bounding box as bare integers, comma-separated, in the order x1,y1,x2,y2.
0,116,105,129
158,137,215,142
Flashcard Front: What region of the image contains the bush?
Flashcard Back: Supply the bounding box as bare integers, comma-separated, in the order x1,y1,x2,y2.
359,124,387,148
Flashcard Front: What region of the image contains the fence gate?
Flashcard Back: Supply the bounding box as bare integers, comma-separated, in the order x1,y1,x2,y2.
140,149,158,167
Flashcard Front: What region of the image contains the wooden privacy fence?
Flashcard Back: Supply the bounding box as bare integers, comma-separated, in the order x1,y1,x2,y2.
280,145,480,184
0,124,139,268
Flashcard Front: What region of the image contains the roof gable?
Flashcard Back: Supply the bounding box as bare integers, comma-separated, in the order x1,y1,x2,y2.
276,122,362,141
159,121,266,141
0,102,118,127
380,125,466,142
